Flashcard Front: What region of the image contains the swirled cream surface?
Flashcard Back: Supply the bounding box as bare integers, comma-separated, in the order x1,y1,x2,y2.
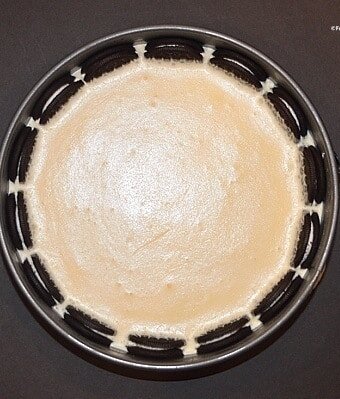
25,59,305,347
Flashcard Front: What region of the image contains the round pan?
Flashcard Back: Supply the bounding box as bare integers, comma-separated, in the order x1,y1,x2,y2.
0,26,338,380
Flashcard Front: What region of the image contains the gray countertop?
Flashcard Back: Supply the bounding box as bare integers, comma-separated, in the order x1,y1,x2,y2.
0,1,339,398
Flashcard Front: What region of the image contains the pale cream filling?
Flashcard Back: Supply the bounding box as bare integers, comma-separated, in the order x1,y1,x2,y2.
23,58,307,352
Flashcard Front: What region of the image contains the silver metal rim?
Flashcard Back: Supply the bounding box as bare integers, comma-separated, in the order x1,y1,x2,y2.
0,25,338,378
